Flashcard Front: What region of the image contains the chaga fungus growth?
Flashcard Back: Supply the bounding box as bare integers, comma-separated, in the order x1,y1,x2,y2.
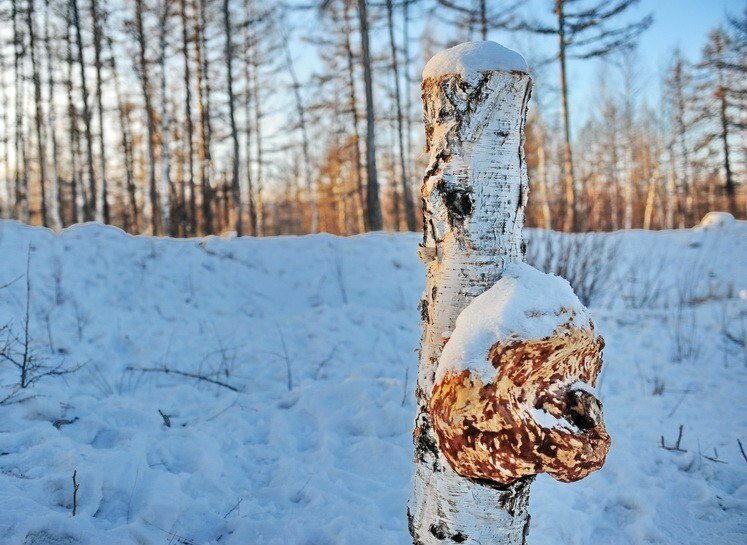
429,263,611,485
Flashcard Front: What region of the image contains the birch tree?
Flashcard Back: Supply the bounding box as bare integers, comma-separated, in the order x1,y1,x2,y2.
409,41,609,544
90,0,108,223
71,0,96,221
43,0,62,229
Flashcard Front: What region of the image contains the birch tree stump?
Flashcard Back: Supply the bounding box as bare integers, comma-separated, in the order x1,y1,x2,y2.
408,42,609,545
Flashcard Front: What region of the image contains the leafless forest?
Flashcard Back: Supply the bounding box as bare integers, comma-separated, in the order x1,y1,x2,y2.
0,0,744,237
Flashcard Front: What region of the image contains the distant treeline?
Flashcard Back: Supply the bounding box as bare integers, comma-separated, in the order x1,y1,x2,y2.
0,0,744,236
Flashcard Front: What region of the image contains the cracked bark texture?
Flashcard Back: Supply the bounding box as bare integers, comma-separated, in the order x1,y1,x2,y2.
409,68,533,545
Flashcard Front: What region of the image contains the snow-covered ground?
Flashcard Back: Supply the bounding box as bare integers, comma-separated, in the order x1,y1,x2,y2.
0,218,745,545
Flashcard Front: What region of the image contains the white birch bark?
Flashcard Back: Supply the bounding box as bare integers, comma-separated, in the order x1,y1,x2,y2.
409,50,533,544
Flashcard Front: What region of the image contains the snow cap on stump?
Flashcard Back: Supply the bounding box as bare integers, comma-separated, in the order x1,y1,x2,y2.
430,263,611,484
423,41,528,82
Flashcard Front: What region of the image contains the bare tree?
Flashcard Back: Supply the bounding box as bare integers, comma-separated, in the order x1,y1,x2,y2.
157,0,172,234
516,0,652,231
132,0,161,234
695,27,744,214
26,0,50,226
281,21,318,233
71,0,97,221
89,0,108,223
43,0,62,229
385,0,416,231
222,0,241,235
180,0,197,235
356,0,382,231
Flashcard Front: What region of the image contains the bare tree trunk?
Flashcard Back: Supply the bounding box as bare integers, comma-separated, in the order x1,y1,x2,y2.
43,0,62,229
194,0,212,235
180,0,197,235
536,125,552,230
158,0,172,234
410,48,533,545
0,49,11,216
12,0,29,223
343,1,366,233
643,159,659,230
106,28,138,231
71,0,97,221
221,0,241,235
133,0,161,234
386,0,416,232
27,0,50,226
716,78,735,214
249,41,264,237
90,0,108,223
556,0,576,232
64,1,83,224
282,28,317,233
241,0,256,236
357,0,382,231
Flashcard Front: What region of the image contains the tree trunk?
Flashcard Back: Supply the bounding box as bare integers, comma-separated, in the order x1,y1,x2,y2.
13,0,30,223
64,1,83,224
386,0,416,232
106,27,138,232
250,41,264,237
158,0,172,234
716,82,735,214
0,48,11,216
241,0,256,236
194,0,212,235
220,0,241,235
133,0,160,234
282,29,317,233
43,0,62,229
556,0,576,232
343,1,366,233
71,0,96,222
356,0,382,231
180,0,196,235
90,0,108,223
409,49,533,545
27,0,50,226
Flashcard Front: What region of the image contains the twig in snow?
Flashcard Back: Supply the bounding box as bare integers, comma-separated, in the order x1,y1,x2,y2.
314,344,339,380
143,519,197,545
158,409,171,427
72,470,79,517
737,439,747,464
0,274,23,291
660,425,687,452
222,498,243,518
667,388,692,418
53,417,78,429
274,321,292,391
125,366,240,392
697,439,727,466
401,366,409,407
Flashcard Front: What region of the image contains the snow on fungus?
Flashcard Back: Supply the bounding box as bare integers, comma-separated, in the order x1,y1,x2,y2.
422,41,528,81
429,262,610,484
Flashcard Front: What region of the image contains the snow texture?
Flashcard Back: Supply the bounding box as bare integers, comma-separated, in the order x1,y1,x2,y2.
435,263,594,385
698,211,736,229
529,407,578,433
422,41,528,81
0,219,746,545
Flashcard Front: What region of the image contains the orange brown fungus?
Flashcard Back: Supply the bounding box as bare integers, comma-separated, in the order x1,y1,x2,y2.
429,325,611,484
